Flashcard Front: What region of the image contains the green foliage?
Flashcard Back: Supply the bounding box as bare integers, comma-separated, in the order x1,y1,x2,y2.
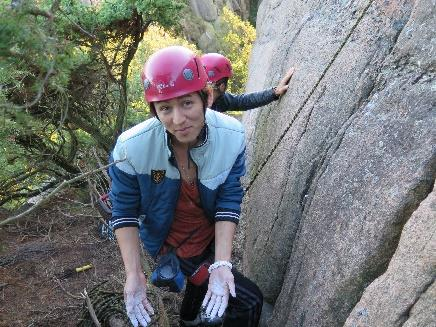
0,120,27,177
57,0,185,33
216,7,256,94
0,3,53,98
0,0,184,208
0,118,50,209
0,1,252,209
136,0,186,28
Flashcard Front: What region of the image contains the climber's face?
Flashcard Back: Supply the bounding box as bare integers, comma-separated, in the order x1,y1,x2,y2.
154,92,206,146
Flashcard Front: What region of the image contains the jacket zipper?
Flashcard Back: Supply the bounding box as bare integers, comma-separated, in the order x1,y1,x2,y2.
156,148,182,257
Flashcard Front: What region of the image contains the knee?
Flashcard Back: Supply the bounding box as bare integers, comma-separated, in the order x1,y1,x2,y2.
241,278,263,310
251,282,263,309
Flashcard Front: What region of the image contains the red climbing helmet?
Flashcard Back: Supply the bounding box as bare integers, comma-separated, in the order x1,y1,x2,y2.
141,46,208,102
201,53,233,83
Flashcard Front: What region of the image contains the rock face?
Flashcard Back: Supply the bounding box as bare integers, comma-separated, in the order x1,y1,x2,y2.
182,0,251,52
189,0,251,21
344,185,435,326
242,0,435,326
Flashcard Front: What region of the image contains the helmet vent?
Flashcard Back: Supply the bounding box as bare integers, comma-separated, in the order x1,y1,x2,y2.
183,68,194,81
143,79,151,90
194,57,201,79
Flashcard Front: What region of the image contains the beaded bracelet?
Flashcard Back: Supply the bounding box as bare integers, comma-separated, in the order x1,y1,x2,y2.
207,260,232,273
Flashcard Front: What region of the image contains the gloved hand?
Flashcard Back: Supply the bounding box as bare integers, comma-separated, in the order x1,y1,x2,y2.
124,272,155,327
201,266,236,320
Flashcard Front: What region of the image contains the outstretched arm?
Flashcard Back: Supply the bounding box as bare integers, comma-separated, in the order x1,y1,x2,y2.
214,67,295,112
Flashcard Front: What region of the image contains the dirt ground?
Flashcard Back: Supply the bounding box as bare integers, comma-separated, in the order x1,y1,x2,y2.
0,189,246,327
0,190,183,326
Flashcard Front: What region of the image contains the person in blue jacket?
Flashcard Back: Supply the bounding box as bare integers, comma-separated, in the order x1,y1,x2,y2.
108,46,263,327
201,53,294,113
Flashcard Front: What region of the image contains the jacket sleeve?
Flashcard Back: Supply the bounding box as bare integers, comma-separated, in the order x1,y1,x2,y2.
108,140,140,230
215,88,279,112
214,146,246,224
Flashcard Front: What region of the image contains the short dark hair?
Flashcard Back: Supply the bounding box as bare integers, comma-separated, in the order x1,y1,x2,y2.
215,77,229,89
149,90,209,117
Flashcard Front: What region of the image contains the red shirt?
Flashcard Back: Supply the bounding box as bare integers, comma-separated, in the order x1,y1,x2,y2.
163,180,215,258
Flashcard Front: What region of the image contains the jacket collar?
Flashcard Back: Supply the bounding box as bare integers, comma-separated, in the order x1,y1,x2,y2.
165,123,208,163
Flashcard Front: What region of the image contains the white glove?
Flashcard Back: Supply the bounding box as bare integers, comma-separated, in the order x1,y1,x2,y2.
124,274,154,327
201,266,236,319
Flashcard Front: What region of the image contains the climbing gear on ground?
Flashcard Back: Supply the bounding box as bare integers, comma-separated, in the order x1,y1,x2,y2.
96,193,111,220
96,194,115,241
78,281,160,327
97,221,115,241
58,263,94,279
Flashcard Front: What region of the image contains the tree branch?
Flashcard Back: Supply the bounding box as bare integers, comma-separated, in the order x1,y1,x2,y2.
67,113,112,153
81,289,101,327
0,168,41,190
26,8,53,19
0,179,59,207
92,147,110,182
99,50,119,84
114,12,147,139
0,159,124,226
0,63,55,110
16,132,82,174
66,127,79,162
58,8,97,40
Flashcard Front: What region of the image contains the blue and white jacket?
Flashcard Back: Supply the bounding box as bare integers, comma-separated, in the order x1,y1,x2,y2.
108,109,246,257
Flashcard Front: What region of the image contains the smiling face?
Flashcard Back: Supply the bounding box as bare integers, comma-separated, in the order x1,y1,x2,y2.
154,92,206,146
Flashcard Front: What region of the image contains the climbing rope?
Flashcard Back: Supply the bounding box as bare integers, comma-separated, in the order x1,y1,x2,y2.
78,282,131,327
78,281,167,327
244,0,374,194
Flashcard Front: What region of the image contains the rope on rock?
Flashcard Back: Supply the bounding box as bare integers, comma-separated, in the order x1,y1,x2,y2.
244,0,374,194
